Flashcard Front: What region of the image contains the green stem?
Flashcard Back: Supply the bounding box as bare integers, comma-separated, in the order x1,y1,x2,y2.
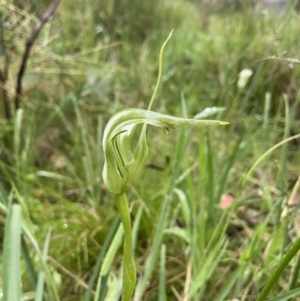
256,237,300,301
116,192,136,301
147,30,173,111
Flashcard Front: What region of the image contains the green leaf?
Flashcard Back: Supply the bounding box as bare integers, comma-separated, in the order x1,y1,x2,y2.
3,204,22,301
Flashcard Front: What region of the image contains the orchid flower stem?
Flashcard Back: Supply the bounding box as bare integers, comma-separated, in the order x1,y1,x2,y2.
116,192,136,301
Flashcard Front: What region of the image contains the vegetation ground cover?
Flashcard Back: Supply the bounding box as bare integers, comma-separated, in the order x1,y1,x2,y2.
1,1,300,300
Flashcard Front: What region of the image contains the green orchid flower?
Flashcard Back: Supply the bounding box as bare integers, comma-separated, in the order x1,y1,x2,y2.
102,108,228,301
101,30,228,301
102,108,228,195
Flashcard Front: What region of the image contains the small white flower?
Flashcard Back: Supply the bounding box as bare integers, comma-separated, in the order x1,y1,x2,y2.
237,69,253,90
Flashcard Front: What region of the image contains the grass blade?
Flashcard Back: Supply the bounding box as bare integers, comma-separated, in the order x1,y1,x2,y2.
21,222,60,301
84,216,120,301
159,244,166,301
72,95,95,199
267,288,300,301
21,236,38,291
189,238,227,298
134,126,188,300
94,222,123,301
0,182,10,207
13,109,23,173
35,228,52,301
3,204,22,301
256,237,300,301
214,265,243,301
242,133,300,187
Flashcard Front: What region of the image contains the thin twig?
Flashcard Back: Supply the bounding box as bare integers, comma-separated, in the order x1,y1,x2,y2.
14,0,62,111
